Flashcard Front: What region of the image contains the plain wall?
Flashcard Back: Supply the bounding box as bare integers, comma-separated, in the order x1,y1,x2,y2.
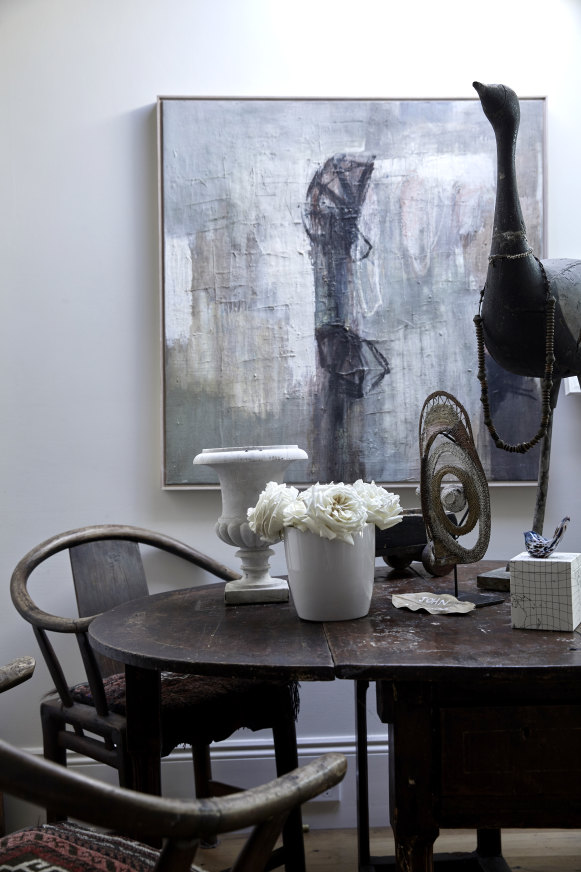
2,0,581,828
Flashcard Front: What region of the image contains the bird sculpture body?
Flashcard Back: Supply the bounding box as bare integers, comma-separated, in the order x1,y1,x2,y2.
473,82,581,382
524,516,570,558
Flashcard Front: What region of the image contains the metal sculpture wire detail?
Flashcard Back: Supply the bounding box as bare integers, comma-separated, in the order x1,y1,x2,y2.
419,391,491,572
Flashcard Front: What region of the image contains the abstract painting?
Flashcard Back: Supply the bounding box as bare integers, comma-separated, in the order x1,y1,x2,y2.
159,97,545,487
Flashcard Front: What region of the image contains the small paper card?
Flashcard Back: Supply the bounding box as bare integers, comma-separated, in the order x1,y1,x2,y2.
392,592,476,615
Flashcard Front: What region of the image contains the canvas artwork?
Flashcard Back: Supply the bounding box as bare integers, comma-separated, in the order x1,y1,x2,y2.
159,97,545,488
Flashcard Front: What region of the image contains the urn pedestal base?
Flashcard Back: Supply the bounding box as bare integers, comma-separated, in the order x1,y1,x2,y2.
225,579,289,604
224,546,289,603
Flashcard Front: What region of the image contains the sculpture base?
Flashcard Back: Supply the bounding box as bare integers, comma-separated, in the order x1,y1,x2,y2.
509,551,581,631
224,577,289,604
476,567,510,592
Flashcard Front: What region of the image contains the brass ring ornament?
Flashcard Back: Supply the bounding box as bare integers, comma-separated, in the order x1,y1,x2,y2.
419,391,491,573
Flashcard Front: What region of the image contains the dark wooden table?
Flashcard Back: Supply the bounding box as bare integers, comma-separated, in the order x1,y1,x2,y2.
327,561,581,872
88,582,335,794
89,561,581,872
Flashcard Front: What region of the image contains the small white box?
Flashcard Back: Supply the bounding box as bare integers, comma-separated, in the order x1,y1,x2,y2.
509,551,581,631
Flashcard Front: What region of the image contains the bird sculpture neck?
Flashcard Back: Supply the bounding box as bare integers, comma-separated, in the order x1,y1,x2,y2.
490,132,530,259
474,82,531,259
473,81,549,378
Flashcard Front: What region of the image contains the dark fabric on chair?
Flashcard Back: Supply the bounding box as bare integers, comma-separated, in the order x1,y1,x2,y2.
72,674,300,754
0,821,206,872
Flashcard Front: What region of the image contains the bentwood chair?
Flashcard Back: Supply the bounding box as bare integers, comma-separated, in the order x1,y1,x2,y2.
0,655,347,872
10,525,303,871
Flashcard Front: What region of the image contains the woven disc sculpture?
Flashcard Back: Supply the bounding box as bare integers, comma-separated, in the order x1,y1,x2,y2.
419,391,491,574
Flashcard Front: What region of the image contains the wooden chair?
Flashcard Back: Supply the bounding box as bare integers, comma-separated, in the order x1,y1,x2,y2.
0,655,347,872
0,656,36,836
10,525,303,870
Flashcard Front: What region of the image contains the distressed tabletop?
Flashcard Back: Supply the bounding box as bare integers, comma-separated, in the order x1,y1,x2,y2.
89,561,581,682
89,581,335,681
326,560,581,682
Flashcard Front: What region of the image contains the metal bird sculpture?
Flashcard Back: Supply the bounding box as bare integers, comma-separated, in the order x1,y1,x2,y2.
473,82,581,384
473,81,581,533
524,516,570,558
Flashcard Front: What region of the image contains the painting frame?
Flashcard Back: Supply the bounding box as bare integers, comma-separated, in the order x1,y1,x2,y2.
158,95,546,489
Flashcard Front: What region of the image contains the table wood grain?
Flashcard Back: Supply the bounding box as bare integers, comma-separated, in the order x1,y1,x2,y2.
89,582,335,680
326,561,581,682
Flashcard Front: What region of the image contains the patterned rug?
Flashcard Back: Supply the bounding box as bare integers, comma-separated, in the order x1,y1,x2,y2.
0,821,206,872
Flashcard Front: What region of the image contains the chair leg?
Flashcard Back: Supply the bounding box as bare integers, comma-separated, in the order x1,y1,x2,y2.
192,742,213,799
117,735,136,791
272,714,306,872
192,742,219,848
231,811,291,872
41,706,68,823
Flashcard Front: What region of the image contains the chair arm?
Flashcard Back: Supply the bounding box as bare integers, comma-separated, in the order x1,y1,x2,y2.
193,751,347,833
0,740,346,842
10,524,240,633
11,558,92,634
105,524,241,581
0,657,35,692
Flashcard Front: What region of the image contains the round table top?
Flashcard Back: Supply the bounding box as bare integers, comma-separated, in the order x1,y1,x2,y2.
88,561,581,683
88,581,335,680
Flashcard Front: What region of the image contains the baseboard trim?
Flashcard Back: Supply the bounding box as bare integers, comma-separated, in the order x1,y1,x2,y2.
24,732,389,767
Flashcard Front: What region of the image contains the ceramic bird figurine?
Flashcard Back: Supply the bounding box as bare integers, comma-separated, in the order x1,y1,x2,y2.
524,516,570,558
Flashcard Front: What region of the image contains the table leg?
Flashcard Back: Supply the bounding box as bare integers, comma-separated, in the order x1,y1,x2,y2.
389,683,439,872
355,680,372,869
476,829,502,858
273,716,306,872
124,664,162,795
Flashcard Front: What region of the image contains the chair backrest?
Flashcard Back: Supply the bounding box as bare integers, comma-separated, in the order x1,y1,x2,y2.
70,540,149,617
69,540,150,677
10,525,241,708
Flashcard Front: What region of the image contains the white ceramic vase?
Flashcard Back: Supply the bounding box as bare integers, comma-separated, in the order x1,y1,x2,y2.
193,445,307,604
284,523,376,621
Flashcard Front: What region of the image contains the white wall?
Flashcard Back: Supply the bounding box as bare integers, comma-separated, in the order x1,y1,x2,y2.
2,0,581,830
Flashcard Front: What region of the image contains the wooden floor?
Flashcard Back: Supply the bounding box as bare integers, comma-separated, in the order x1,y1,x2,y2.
198,827,581,872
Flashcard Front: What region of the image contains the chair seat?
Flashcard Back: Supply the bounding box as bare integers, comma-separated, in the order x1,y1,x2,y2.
0,822,206,872
72,674,300,753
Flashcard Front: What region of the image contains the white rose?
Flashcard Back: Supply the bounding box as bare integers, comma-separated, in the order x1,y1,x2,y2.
247,481,299,543
282,498,309,529
295,482,368,545
353,479,403,530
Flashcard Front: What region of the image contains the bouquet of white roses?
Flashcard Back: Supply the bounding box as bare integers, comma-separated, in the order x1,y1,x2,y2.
247,480,403,546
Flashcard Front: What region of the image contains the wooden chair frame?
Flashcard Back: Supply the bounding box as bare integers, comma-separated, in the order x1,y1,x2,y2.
0,655,347,872
10,525,303,870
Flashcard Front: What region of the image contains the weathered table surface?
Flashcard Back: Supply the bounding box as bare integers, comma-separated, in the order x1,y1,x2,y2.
326,560,581,680
89,581,335,680
89,560,581,872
